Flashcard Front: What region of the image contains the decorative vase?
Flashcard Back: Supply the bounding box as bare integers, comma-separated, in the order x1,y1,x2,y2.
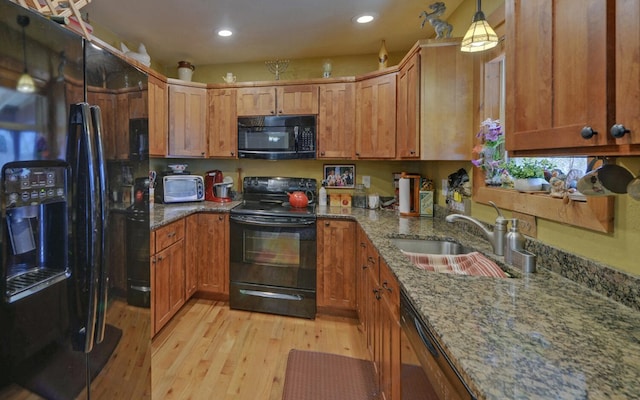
177,61,195,81
378,40,388,70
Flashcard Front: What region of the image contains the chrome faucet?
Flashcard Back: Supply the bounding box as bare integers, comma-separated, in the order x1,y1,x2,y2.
445,201,507,256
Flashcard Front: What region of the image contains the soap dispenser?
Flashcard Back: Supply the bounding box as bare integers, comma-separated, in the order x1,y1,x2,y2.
505,218,525,264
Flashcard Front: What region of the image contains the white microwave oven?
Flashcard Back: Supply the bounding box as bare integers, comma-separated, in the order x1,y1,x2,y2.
157,175,205,203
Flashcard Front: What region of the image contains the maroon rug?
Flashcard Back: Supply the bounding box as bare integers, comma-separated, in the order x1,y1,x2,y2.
282,350,378,400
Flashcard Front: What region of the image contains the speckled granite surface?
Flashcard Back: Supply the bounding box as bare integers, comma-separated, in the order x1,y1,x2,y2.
149,201,240,229
317,206,640,400
151,203,640,399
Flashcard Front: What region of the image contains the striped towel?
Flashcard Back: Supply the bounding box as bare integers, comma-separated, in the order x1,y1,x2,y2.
401,250,507,278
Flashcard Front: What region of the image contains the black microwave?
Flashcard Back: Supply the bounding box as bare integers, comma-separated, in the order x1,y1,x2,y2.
237,115,316,160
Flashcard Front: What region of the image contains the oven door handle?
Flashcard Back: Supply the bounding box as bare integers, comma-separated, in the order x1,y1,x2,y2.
239,289,304,301
230,215,316,228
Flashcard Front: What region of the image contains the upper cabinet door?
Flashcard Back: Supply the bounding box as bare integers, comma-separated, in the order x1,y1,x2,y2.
396,52,420,159
168,83,207,157
149,75,168,157
613,0,640,145
355,73,397,159
236,85,319,116
318,82,355,159
506,0,614,154
276,85,319,115
208,88,238,158
236,87,277,116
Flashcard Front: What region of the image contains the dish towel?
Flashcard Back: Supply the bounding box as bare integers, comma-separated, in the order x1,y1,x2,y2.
401,250,507,278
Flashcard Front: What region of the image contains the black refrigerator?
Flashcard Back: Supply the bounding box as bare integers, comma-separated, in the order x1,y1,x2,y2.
0,1,151,399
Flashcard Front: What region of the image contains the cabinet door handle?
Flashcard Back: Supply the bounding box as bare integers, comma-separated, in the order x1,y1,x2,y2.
382,281,393,292
373,288,381,300
324,221,330,226
610,124,630,138
580,126,597,139
320,151,325,156
157,255,164,261
218,215,224,221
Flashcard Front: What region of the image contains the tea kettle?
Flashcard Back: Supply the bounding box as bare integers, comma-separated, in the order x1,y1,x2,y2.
287,191,309,208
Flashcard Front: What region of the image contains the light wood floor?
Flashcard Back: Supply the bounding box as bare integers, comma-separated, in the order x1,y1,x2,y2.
152,299,370,400
0,298,151,400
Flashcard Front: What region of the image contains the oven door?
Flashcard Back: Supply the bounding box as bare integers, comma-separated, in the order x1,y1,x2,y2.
229,214,317,318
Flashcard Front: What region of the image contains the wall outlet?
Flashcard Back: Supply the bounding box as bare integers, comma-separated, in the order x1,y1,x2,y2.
441,179,449,197
362,175,371,188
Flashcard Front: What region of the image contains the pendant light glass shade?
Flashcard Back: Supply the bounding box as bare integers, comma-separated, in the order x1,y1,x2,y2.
16,15,35,93
460,0,499,53
17,72,36,93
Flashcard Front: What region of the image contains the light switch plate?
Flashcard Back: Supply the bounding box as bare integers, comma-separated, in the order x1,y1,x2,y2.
362,175,371,188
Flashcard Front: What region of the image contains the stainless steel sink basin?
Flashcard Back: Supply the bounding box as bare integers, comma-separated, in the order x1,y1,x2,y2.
390,238,473,255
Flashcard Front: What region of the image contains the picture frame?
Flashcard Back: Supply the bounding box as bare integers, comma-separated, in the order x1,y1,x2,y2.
323,164,355,189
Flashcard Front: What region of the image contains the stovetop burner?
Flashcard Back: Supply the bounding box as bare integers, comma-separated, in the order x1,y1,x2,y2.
232,177,317,218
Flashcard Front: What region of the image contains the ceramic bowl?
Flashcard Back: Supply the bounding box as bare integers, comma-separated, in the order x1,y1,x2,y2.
168,163,188,173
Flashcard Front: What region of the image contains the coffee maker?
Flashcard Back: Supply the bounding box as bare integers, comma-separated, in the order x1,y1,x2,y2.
205,170,232,202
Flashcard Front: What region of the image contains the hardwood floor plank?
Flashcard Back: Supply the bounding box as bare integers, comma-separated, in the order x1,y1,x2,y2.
152,299,369,400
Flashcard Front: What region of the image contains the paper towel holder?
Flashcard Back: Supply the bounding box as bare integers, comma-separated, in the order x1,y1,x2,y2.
400,172,421,217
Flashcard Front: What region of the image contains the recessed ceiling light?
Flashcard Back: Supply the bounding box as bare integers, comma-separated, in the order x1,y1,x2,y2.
218,29,233,37
353,14,376,24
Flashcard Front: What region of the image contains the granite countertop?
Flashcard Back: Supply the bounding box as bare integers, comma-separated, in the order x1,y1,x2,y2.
317,206,640,400
150,201,241,229
151,203,640,399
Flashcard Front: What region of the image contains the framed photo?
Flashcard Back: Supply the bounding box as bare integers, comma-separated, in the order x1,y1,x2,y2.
323,164,355,188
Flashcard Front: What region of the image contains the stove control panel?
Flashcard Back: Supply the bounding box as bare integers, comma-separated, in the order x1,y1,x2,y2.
242,176,317,194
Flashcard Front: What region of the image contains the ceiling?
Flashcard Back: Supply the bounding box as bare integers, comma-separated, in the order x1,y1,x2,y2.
83,0,465,67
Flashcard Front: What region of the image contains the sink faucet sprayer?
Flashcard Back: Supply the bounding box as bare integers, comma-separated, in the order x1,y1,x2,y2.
445,201,507,256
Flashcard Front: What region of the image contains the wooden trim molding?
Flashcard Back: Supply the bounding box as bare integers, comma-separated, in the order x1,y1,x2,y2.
475,186,615,233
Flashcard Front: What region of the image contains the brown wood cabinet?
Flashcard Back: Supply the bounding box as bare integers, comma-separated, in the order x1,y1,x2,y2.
355,227,400,400
355,73,397,159
168,82,207,157
317,219,356,314
317,82,356,159
396,50,420,159
184,214,199,299
128,89,148,119
506,0,623,155
151,219,186,336
236,84,319,116
419,39,474,160
87,90,117,159
193,213,230,298
208,88,238,158
149,75,168,156
613,0,640,147
377,259,401,400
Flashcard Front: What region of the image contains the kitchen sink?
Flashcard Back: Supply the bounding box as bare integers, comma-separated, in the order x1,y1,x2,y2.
390,238,474,255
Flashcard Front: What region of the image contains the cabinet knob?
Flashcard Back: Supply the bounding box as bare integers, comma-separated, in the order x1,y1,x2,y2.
270,110,275,115
218,215,224,221
324,221,330,226
580,126,597,139
410,150,415,155
230,151,235,156
382,281,392,292
610,124,630,139
320,151,325,156
355,152,360,156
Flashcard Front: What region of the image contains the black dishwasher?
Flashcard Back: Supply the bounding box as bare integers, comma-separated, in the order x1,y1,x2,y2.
400,290,476,400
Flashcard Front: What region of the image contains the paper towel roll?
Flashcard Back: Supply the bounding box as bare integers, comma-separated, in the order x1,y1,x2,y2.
399,177,411,214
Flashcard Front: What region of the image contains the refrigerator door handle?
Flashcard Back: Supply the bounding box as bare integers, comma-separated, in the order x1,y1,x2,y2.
90,105,109,345
67,103,100,353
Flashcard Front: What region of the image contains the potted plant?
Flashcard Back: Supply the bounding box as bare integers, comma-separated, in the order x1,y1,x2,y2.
503,159,555,192
471,118,505,186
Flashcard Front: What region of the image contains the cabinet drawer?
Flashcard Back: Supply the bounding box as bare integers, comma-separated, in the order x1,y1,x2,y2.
154,219,185,252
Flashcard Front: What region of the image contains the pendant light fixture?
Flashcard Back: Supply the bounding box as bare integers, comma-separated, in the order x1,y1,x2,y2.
16,15,36,93
460,0,498,53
